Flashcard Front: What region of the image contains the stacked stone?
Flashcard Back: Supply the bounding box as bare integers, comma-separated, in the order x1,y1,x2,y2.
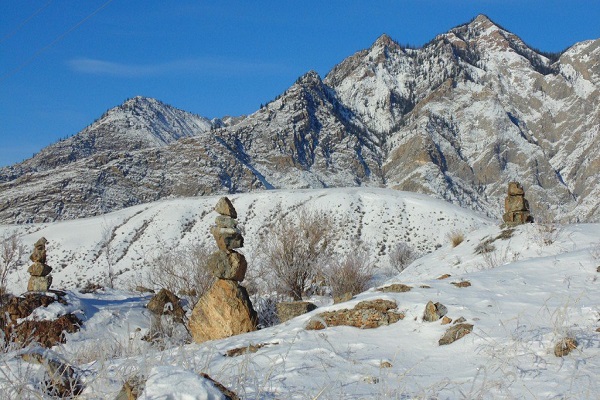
27,237,53,292
502,182,533,226
189,197,257,344
207,197,247,281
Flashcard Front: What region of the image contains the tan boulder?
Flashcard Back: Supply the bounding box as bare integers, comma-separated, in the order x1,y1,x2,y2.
423,300,448,322
189,279,257,343
214,197,237,218
507,182,525,196
439,323,473,345
29,237,48,263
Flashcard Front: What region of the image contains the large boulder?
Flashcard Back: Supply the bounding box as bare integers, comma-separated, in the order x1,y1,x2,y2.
189,279,257,343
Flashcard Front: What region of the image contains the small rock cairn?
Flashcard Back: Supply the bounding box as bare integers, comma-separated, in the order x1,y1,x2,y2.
189,197,257,343
502,182,533,226
27,238,53,292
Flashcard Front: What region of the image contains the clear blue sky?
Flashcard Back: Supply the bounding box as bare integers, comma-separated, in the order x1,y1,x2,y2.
1,1,599,167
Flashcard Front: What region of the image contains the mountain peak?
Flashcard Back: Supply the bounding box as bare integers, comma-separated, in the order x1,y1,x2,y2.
371,33,401,51
296,70,323,86
468,14,499,31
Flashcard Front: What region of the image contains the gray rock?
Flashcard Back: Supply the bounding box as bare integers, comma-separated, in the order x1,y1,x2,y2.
277,301,317,323
27,262,52,277
215,215,238,229
207,250,247,281
27,275,52,292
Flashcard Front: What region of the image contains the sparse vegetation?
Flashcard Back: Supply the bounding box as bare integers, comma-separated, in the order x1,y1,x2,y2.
146,242,214,306
388,242,418,274
325,250,374,299
0,232,23,301
447,229,465,247
261,208,334,300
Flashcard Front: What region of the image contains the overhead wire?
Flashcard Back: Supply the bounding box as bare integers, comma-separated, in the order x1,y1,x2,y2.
0,0,54,44
0,0,115,83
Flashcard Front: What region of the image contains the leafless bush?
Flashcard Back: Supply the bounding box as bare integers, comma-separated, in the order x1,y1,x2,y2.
532,223,563,247
251,295,281,328
325,250,373,298
146,243,214,306
261,208,334,300
388,242,418,274
100,223,117,289
447,229,465,247
1,232,24,299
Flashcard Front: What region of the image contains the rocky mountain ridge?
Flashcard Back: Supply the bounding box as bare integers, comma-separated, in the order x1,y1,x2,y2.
1,14,598,224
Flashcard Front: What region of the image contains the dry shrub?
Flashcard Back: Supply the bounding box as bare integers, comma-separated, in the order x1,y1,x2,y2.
146,242,214,306
325,251,373,298
1,232,24,300
261,208,334,300
447,230,465,247
388,242,418,274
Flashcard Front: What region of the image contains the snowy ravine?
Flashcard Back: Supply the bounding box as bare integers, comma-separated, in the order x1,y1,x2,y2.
1,188,599,399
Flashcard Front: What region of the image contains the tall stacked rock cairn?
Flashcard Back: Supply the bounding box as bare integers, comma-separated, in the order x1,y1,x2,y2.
27,237,53,292
189,197,258,343
502,182,533,226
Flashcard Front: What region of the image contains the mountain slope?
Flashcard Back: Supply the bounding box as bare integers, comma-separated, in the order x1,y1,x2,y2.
0,96,215,182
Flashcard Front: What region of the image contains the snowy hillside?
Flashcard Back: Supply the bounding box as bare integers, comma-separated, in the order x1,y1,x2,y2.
1,187,490,293
1,188,599,399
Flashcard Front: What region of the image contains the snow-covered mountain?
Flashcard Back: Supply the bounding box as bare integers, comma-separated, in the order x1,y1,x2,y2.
1,15,598,224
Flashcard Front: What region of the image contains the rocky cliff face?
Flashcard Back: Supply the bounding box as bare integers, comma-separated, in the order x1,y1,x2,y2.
1,15,598,224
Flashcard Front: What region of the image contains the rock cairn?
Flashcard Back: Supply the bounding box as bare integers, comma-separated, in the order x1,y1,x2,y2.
27,237,53,292
502,182,533,226
189,197,257,343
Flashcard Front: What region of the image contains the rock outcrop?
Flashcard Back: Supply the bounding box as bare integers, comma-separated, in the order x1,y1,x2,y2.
189,197,257,343
502,182,533,225
305,299,404,330
0,291,81,347
27,237,53,292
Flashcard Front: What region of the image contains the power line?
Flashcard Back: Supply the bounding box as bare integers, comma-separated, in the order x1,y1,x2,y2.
0,0,115,83
0,0,54,44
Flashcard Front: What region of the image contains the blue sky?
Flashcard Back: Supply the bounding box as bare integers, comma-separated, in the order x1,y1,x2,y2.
1,1,599,167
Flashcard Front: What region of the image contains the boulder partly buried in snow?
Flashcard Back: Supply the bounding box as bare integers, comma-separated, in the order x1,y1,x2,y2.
305,299,404,330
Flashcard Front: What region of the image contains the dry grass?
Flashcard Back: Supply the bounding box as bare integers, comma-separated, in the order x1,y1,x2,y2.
447,230,465,247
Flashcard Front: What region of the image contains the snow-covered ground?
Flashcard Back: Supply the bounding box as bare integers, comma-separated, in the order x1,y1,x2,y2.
1,188,599,399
